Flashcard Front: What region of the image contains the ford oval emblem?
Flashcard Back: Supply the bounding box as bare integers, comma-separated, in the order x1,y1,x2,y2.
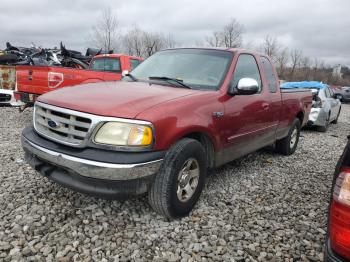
47,119,59,128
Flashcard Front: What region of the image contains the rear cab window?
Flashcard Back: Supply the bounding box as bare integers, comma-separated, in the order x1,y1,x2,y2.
231,54,262,92
130,59,141,70
260,56,278,93
90,58,121,72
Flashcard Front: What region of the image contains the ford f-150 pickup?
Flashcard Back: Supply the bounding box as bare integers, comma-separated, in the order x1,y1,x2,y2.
14,54,143,108
21,48,313,218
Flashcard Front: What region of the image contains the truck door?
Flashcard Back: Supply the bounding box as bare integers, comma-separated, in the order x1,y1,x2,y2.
130,58,142,71
260,56,282,138
220,54,275,163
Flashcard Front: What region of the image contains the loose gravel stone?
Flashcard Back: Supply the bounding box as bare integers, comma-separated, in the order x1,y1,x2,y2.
0,104,349,261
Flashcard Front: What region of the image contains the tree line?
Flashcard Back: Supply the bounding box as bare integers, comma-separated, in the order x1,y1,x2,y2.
90,9,350,86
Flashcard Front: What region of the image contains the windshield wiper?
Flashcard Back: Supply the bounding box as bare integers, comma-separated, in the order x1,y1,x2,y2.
148,76,192,89
124,73,138,82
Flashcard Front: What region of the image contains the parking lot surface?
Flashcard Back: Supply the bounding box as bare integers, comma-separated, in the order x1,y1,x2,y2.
1,105,349,261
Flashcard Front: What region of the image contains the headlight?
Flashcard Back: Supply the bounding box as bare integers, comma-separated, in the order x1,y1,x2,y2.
94,122,153,147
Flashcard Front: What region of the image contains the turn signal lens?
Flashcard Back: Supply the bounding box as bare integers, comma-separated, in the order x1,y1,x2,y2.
128,126,152,146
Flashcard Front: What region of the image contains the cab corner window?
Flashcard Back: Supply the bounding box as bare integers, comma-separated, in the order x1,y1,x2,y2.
232,54,262,92
261,56,278,93
130,59,141,70
91,58,121,73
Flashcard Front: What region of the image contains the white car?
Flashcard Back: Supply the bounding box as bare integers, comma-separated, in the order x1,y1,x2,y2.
0,89,22,106
308,86,341,132
0,65,22,106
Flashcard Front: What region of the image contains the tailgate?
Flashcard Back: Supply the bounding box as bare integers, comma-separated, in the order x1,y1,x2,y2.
0,65,16,90
16,66,50,95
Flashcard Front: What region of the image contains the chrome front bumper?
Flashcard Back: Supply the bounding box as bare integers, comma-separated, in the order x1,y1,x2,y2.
22,136,163,181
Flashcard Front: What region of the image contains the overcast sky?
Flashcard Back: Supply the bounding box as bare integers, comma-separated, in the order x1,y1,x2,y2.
1,0,349,66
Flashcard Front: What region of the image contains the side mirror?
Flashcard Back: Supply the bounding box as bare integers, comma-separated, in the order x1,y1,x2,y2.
122,70,129,77
228,78,259,96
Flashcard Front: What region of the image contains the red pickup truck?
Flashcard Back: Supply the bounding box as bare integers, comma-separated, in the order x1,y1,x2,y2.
21,48,312,218
14,54,143,107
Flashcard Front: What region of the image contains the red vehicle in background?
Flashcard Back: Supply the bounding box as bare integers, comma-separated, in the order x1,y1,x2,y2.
14,54,143,108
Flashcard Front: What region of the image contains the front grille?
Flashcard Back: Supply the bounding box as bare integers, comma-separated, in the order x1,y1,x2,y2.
34,103,92,146
0,93,11,102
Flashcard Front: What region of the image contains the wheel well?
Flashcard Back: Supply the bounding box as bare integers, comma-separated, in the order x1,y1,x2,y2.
296,111,304,124
182,132,215,169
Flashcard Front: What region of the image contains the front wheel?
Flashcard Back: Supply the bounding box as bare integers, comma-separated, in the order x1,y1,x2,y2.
276,118,301,155
148,138,207,219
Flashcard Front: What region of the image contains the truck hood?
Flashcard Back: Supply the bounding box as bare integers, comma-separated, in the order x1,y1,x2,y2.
37,81,196,119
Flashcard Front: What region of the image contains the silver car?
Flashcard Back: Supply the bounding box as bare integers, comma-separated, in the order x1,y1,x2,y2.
334,86,350,102
308,86,341,132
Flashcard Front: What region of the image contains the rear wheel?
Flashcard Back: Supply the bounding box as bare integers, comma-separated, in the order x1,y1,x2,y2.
276,118,301,155
332,107,341,124
318,113,330,132
148,138,207,219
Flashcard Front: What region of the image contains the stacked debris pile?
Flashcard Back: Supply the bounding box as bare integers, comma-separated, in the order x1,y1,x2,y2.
0,42,113,69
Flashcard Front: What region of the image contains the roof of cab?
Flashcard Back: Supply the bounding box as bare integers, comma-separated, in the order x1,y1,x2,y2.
160,47,266,57
93,54,143,60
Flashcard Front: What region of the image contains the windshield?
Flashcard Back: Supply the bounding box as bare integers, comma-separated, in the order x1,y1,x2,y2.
129,49,233,90
90,58,121,72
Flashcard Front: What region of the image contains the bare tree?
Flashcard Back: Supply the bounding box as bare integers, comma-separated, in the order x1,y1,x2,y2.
261,35,280,62
290,49,302,80
123,26,177,58
164,33,177,49
222,19,243,48
301,56,311,79
205,18,243,48
143,32,166,57
124,26,144,57
276,48,289,79
205,31,222,47
91,8,120,51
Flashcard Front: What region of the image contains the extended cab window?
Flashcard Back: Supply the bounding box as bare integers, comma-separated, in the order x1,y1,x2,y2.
90,58,121,72
130,59,141,70
232,54,262,91
261,57,278,93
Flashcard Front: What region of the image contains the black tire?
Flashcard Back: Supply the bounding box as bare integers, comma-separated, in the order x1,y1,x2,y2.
332,107,341,124
318,113,330,132
276,118,301,155
148,138,207,219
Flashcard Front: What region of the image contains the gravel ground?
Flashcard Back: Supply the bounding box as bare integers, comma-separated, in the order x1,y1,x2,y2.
0,104,349,262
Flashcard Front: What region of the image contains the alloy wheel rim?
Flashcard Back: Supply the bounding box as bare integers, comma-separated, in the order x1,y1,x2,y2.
177,158,200,202
290,127,298,148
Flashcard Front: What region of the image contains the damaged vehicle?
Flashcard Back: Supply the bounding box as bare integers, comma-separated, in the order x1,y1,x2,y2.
0,65,21,106
281,81,341,132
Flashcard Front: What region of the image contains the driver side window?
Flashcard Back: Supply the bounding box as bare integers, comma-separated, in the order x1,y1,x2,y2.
232,54,262,92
